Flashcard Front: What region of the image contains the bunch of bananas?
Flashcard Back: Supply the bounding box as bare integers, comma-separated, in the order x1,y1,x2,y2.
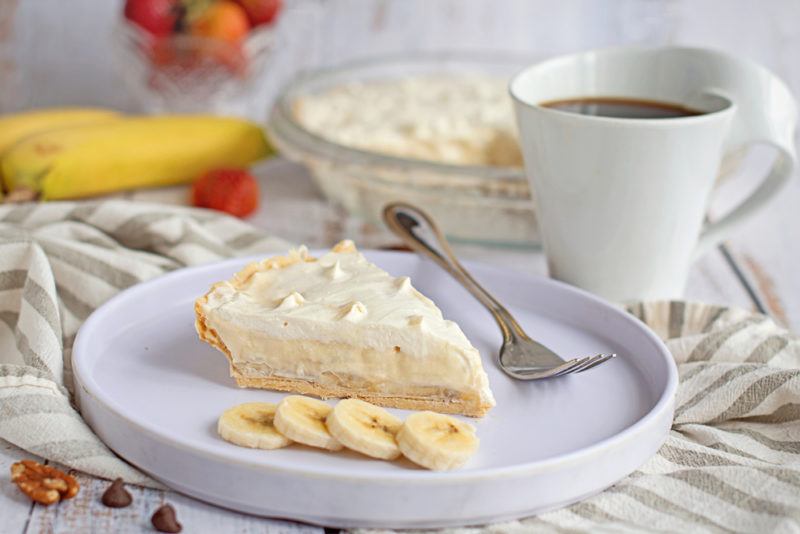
0,107,272,201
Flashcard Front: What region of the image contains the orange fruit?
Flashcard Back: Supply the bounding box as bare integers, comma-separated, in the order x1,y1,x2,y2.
191,1,250,44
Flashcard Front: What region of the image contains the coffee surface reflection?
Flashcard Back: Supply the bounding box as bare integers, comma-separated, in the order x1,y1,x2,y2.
541,97,702,119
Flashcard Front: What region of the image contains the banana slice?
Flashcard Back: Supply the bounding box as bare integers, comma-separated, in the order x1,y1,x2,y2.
397,411,479,471
218,402,292,450
326,399,403,460
274,396,343,451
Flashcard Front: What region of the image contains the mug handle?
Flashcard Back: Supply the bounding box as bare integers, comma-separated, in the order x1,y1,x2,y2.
693,51,797,257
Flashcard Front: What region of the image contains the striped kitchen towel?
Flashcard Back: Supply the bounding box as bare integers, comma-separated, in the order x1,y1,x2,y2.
0,200,288,487
1,201,798,531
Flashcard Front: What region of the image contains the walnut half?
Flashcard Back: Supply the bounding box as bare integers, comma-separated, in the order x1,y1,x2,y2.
10,460,79,505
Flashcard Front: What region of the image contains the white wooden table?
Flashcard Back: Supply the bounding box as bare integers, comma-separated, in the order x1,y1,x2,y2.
1,0,799,531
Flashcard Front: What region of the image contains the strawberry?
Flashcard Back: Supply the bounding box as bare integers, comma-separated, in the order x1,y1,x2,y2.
192,168,259,217
236,0,282,27
124,0,182,37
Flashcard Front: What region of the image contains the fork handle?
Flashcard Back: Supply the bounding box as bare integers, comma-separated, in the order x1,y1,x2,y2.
382,202,527,343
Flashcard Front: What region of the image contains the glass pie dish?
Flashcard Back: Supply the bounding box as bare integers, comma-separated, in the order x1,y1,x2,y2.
266,52,539,247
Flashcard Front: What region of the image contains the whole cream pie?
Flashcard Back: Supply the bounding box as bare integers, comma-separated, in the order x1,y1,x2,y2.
195,241,495,417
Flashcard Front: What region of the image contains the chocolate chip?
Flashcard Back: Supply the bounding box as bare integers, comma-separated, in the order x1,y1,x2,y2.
151,504,182,533
101,478,132,508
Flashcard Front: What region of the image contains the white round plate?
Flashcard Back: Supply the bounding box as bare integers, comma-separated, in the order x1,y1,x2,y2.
73,250,677,529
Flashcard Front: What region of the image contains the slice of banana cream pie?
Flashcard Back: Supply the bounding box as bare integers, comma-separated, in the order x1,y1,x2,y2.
195,241,495,417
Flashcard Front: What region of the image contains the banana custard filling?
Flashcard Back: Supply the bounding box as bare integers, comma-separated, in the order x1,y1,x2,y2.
195,240,495,417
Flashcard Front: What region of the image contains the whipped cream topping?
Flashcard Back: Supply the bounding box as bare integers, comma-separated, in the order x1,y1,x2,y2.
199,242,495,406
339,300,367,322
293,75,523,167
206,244,474,350
275,291,305,311
326,260,346,281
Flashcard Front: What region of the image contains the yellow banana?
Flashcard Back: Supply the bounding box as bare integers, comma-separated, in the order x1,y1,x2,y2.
2,115,273,200
2,121,126,192
0,108,121,155
397,411,478,470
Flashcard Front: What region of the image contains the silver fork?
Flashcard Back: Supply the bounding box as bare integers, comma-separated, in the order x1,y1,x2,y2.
383,202,616,380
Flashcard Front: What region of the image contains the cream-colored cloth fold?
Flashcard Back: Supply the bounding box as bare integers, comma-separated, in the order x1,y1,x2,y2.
1,202,798,532
0,201,288,487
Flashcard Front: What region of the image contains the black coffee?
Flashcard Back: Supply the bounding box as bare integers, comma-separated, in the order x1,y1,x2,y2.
541,97,702,119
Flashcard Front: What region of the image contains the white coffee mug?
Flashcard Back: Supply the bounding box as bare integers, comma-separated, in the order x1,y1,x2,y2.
510,47,796,302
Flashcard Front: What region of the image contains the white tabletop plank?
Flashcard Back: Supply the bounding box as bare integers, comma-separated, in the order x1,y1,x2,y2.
725,191,800,331
698,147,800,331
24,472,323,534
1,440,324,534
716,151,800,330
0,439,37,534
